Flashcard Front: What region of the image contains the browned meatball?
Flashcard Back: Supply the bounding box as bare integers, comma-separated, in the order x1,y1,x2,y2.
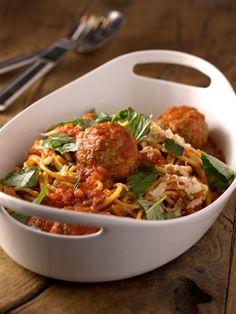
156,106,208,148
76,122,140,180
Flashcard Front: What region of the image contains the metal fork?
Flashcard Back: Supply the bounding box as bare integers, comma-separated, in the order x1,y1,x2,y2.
0,11,124,111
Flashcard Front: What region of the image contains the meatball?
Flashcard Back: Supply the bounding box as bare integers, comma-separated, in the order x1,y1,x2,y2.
76,122,140,180
156,105,208,148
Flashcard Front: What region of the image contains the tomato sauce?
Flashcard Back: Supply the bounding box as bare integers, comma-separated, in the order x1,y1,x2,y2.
26,117,227,236
27,216,99,235
55,124,82,138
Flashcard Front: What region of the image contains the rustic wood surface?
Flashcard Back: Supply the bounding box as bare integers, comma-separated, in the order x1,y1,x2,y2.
0,0,236,313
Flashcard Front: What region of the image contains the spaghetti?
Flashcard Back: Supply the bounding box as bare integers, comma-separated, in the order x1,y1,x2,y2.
0,106,235,235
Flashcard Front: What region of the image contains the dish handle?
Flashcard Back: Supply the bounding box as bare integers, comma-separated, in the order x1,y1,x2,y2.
0,194,142,238
118,50,235,97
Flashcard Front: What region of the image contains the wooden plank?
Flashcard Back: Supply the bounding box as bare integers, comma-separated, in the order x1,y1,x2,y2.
226,201,236,314
0,249,50,313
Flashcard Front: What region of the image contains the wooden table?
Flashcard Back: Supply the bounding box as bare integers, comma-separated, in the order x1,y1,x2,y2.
0,0,236,313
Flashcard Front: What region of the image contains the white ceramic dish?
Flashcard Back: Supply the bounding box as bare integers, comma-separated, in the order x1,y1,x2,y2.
0,50,236,282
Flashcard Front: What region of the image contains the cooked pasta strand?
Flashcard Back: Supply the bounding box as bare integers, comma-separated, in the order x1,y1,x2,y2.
14,187,39,197
96,184,124,211
39,160,78,183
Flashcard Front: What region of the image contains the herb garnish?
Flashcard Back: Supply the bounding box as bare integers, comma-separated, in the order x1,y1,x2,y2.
112,107,152,141
201,153,235,189
0,167,39,188
34,176,48,204
42,133,79,153
10,211,29,224
47,112,112,131
127,163,158,196
164,138,184,156
46,108,152,141
138,195,167,220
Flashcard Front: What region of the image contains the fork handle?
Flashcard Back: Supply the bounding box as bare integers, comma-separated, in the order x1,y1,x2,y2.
0,60,56,111
0,45,69,111
0,51,42,74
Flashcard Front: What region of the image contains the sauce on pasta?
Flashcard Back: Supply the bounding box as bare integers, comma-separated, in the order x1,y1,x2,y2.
0,106,234,235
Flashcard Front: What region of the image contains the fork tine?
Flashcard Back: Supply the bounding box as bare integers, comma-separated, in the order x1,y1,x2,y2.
101,16,109,28
69,15,89,41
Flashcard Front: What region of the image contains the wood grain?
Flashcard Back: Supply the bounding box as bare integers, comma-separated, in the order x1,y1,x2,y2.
0,249,50,313
0,0,236,313
226,202,236,314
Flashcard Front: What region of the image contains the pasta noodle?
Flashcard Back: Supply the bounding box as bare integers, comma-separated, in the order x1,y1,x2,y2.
0,106,234,236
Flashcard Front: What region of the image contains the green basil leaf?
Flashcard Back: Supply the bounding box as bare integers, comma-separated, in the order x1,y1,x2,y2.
112,107,152,141
139,163,157,173
47,112,112,131
139,195,167,220
164,138,184,156
95,112,112,124
42,133,74,148
137,198,153,210
201,153,235,189
10,211,29,224
133,113,152,141
76,112,111,129
47,118,83,131
127,163,158,196
47,118,94,131
0,167,39,188
75,118,96,130
46,108,151,139
34,176,48,204
127,172,157,196
111,109,128,121
42,133,79,153
55,142,79,154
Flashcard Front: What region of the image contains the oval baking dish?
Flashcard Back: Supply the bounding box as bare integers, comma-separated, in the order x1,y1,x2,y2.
0,50,236,282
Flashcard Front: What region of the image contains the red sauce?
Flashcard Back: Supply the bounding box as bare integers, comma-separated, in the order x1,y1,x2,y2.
43,167,111,209
43,184,75,208
82,112,97,119
26,119,227,236
27,217,99,235
55,124,82,138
